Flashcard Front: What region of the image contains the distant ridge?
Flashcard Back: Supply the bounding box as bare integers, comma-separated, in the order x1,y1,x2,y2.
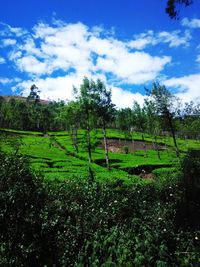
0,95,50,105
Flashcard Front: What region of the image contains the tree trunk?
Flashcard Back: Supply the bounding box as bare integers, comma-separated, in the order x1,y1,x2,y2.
142,134,147,157
154,136,161,160
131,132,135,153
86,115,92,164
74,128,79,153
37,117,40,130
72,127,79,153
103,122,110,169
167,114,179,157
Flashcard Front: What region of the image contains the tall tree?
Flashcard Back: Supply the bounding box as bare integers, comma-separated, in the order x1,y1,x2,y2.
132,101,148,157
95,79,115,169
149,82,180,156
27,84,40,103
27,84,42,130
116,108,133,140
143,98,160,135
132,101,146,133
61,101,81,153
77,77,98,164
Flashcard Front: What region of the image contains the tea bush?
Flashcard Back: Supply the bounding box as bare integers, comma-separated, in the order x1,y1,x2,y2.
1,150,200,266
176,149,200,229
0,152,46,266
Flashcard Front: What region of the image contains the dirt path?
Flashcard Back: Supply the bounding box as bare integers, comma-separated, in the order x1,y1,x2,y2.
99,139,165,153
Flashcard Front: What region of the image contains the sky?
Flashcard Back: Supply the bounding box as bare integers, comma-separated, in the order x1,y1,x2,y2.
0,0,200,108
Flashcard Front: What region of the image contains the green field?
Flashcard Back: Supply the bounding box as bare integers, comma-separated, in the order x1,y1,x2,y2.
1,128,200,266
1,128,200,184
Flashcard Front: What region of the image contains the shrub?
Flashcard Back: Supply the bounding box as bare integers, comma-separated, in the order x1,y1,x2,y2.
0,152,46,266
1,150,200,266
176,149,200,229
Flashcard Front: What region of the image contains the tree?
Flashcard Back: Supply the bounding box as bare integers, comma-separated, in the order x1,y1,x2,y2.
95,79,115,169
166,0,193,19
132,101,148,157
181,101,200,137
0,152,45,266
27,84,40,103
116,108,133,139
143,99,160,135
77,77,98,164
2,98,14,129
149,82,180,156
27,84,42,130
75,77,115,171
15,101,30,130
116,108,135,154
132,101,146,133
0,97,5,128
143,99,163,159
62,101,81,153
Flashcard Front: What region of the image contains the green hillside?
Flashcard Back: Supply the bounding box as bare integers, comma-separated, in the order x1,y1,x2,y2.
1,128,199,184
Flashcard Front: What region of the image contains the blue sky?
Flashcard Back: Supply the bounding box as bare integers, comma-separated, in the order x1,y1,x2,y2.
0,0,200,107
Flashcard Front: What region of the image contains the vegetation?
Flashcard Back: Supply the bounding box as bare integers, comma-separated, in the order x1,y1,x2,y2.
1,150,200,266
1,78,200,265
166,0,193,19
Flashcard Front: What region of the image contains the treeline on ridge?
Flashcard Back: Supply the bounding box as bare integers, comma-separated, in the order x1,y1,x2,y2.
0,79,199,138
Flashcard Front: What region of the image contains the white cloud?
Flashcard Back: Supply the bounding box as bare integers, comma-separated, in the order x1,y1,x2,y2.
12,71,106,101
1,38,16,46
164,74,200,103
0,57,5,64
96,51,171,84
128,30,191,50
2,21,172,86
13,73,145,108
0,77,12,84
4,20,199,107
13,75,79,101
16,55,48,75
182,18,200,29
111,86,145,108
22,38,43,57
157,30,191,47
0,22,27,37
0,77,22,85
129,38,153,50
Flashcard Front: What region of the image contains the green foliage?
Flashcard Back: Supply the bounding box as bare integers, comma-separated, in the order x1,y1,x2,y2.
152,167,176,176
2,128,200,185
1,78,200,266
177,149,200,229
0,86,199,140
0,152,45,266
166,0,193,19
27,84,40,103
1,150,200,266
0,96,65,132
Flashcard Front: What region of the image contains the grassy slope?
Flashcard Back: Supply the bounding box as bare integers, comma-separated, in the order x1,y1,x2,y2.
0,132,141,184
1,128,200,184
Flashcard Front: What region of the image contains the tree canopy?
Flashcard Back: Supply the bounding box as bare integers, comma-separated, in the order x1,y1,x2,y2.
166,0,193,19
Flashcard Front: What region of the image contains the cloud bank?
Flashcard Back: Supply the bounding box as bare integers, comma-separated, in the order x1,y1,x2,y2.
182,18,200,29
0,19,200,107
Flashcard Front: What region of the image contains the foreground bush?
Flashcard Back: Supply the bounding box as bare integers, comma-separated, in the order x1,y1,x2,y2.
0,152,46,266
1,151,200,266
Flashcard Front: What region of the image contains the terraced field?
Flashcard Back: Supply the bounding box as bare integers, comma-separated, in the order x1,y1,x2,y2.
1,128,200,184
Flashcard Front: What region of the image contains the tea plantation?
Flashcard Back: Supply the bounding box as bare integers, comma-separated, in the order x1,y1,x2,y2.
1,128,200,266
